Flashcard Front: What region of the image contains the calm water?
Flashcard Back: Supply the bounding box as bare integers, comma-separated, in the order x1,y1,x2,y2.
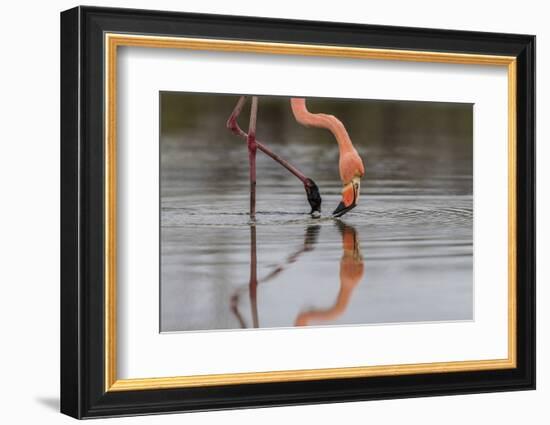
160,94,473,332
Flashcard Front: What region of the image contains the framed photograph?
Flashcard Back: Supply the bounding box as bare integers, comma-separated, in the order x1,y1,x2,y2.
60,6,535,419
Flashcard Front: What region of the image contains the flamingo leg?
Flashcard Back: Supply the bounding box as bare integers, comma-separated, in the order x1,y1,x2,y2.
226,96,322,214
227,97,307,183
226,96,248,138
247,96,258,220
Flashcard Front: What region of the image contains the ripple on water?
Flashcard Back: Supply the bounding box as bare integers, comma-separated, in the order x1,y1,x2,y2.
161,207,336,227
161,195,472,229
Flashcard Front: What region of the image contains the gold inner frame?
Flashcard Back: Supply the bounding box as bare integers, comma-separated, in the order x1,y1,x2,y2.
104,33,517,392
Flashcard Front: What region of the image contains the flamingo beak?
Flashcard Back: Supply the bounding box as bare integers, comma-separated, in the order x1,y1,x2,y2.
333,177,361,218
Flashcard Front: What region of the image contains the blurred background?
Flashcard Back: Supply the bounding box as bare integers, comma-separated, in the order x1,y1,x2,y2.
160,92,473,332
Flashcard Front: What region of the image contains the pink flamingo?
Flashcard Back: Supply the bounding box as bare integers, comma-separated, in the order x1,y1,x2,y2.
227,96,364,219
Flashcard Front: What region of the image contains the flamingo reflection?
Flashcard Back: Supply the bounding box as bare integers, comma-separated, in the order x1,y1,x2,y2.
230,222,364,328
295,222,364,326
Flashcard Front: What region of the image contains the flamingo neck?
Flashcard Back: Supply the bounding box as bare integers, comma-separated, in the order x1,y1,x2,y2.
290,98,354,154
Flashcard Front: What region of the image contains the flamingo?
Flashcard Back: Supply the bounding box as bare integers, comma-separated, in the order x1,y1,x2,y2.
226,96,365,218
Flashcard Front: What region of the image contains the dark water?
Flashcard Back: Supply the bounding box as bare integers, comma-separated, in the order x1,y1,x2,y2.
160,94,473,332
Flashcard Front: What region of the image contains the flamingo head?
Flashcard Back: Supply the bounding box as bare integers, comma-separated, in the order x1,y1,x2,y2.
333,176,361,217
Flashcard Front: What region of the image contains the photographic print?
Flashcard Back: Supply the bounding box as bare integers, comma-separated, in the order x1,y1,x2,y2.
160,93,473,333
61,8,535,417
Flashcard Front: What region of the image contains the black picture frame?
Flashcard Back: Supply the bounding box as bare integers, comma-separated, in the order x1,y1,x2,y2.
61,5,535,419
